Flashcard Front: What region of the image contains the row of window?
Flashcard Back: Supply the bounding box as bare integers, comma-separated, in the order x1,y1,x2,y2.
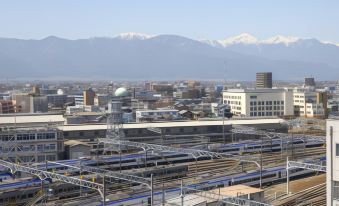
250,106,284,111
0,133,56,141
250,101,284,106
224,96,241,100
250,111,284,117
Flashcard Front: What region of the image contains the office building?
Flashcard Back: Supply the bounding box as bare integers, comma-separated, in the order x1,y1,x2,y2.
222,88,294,117
83,88,95,106
256,72,272,89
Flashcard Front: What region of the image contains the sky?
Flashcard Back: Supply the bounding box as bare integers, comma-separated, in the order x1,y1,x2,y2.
1,0,339,43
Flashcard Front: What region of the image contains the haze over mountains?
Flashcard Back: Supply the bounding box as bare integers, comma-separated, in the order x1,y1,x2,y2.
0,33,339,81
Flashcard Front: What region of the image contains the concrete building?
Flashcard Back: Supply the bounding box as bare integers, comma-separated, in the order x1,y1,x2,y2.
64,140,91,159
167,185,264,206
304,77,316,87
30,95,48,113
151,83,174,96
256,72,272,88
326,118,339,205
94,94,110,107
0,100,15,114
293,90,327,118
47,94,67,107
222,88,294,117
0,124,64,163
83,88,95,106
12,93,48,113
68,94,84,106
135,109,179,122
12,93,31,113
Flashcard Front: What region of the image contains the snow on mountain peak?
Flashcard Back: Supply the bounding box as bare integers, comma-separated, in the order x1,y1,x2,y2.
262,35,299,45
115,32,152,40
219,33,259,45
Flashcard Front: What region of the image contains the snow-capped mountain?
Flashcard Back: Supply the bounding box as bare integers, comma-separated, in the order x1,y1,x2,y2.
114,32,152,40
0,33,338,80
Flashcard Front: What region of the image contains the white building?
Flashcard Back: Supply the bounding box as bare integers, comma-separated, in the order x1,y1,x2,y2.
136,109,179,122
222,88,294,117
0,124,64,163
293,89,327,118
327,118,339,205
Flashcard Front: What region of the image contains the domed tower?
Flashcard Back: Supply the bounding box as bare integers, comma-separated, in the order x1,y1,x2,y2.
106,87,129,141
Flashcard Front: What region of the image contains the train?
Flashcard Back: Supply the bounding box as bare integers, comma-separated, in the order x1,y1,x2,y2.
103,166,324,206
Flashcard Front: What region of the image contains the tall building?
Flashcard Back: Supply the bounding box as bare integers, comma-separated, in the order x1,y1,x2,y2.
256,72,272,89
304,77,316,87
222,88,294,117
83,88,95,106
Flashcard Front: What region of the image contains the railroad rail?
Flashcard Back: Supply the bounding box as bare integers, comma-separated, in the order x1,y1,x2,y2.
99,138,261,168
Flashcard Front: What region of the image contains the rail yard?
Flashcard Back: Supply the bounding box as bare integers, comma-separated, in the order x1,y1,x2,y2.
0,117,327,206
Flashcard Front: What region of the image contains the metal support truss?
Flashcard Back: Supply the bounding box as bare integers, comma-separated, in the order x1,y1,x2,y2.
0,159,104,198
47,161,151,187
183,187,273,206
286,157,326,194
99,138,261,168
287,160,326,172
231,125,325,142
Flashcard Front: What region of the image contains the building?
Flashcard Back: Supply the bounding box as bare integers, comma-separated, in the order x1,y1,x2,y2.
12,93,48,113
151,83,174,96
0,100,15,114
0,123,64,163
83,88,95,106
64,140,91,159
167,185,264,205
326,118,339,205
223,88,294,117
256,72,272,89
47,94,67,107
304,77,316,87
135,109,179,122
30,95,48,113
293,89,327,118
12,93,31,113
68,94,84,106
94,94,110,107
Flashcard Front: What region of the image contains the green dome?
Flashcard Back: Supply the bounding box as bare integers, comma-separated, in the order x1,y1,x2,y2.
115,87,129,97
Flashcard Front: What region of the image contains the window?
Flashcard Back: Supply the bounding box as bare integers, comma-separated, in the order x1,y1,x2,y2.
336,144,339,156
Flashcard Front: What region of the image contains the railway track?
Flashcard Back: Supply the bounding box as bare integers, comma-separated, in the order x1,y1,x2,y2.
47,146,326,205
271,183,325,206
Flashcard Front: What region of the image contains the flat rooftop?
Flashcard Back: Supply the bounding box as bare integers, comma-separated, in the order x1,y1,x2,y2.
62,118,285,131
0,114,64,125
210,184,263,196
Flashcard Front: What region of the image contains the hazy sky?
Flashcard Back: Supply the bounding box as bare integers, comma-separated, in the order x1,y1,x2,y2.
1,0,339,43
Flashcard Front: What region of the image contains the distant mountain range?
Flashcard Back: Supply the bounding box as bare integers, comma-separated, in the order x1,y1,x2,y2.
0,33,338,80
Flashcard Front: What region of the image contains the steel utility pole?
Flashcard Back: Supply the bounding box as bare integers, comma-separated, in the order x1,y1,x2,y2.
260,134,263,189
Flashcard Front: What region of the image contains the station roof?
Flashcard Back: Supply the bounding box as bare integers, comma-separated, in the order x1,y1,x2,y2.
62,118,285,131
0,114,64,125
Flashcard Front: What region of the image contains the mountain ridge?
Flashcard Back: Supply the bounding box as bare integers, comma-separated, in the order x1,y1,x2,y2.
0,33,338,80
